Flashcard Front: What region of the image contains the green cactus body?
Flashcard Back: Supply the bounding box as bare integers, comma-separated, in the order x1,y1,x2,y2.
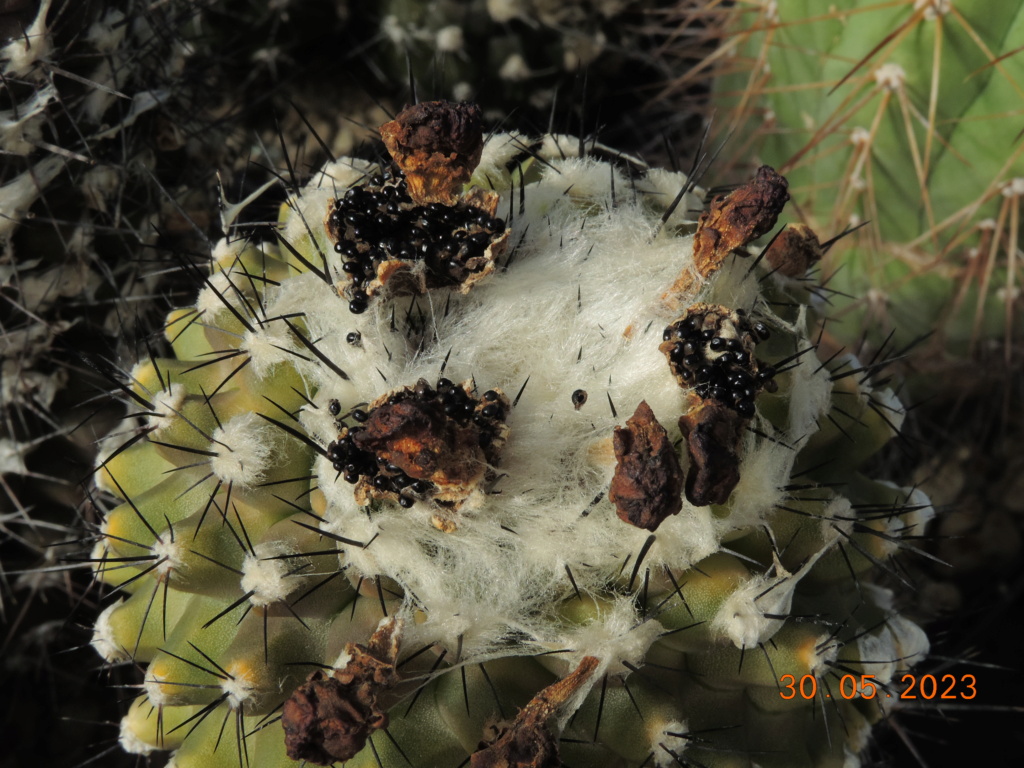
90,118,930,767
715,0,1024,366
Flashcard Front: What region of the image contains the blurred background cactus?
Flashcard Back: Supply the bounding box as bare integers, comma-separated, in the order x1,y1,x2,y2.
705,0,1024,391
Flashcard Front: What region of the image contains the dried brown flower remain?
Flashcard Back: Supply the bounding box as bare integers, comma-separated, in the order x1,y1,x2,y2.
282,618,402,765
678,394,746,507
470,656,600,768
379,100,485,206
609,401,684,531
764,223,824,278
666,166,789,302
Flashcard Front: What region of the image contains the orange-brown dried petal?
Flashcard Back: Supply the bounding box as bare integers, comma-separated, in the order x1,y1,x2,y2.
765,223,823,277
379,101,484,205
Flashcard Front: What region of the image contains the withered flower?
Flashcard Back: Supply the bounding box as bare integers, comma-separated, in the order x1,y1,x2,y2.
379,100,484,206
764,223,824,277
666,166,789,301
678,394,746,507
609,401,684,531
470,656,600,768
282,619,402,765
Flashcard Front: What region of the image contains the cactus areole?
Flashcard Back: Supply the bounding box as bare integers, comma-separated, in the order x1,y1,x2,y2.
90,101,932,768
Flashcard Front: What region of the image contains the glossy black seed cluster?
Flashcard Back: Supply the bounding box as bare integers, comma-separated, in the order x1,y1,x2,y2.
662,310,776,418
325,379,507,507
326,172,506,314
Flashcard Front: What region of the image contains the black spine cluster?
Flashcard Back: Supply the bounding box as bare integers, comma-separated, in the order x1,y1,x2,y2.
326,172,506,313
662,310,776,417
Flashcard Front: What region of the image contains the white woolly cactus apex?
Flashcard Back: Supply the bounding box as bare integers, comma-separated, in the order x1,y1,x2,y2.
85,101,932,768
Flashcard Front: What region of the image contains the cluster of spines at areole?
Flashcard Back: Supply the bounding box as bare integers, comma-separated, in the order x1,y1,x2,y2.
77,100,934,768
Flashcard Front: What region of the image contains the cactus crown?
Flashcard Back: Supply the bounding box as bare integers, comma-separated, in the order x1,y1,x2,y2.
85,101,931,768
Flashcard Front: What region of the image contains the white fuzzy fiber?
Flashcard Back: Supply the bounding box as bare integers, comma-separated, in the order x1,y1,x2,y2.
242,134,834,669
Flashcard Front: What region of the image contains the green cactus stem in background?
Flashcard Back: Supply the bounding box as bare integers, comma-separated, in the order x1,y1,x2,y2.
709,0,1024,375
82,102,932,768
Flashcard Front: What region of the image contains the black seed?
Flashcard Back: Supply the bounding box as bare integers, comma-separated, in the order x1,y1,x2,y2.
682,354,701,368
398,495,414,508
343,261,360,274
437,378,453,391
334,242,346,254
352,289,368,302
481,404,501,419
701,329,715,340
351,409,368,423
753,322,771,339
709,337,725,351
349,300,368,314
757,366,777,381
488,217,506,233
373,475,391,491
346,331,361,346
682,341,697,356
733,351,749,366
411,480,429,494
571,389,588,409
662,328,673,342
696,366,712,382
736,400,755,417
328,400,341,416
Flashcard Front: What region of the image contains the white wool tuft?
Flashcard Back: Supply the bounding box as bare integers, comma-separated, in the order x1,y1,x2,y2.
241,326,294,378
653,721,691,768
144,670,171,708
119,715,157,755
145,382,187,435
221,665,258,709
151,536,185,580
210,412,274,488
195,271,242,320
91,600,129,662
556,597,663,677
713,545,832,649
240,541,305,607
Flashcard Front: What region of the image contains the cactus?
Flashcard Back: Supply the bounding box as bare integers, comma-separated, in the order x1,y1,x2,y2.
81,101,933,768
707,0,1024,378
358,0,688,148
